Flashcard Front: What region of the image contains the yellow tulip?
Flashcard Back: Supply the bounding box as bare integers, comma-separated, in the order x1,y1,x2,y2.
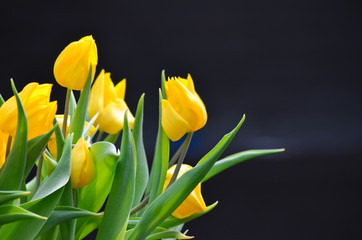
88,69,134,134
54,35,98,90
0,82,57,140
47,115,96,158
71,137,94,189
163,164,207,219
0,130,9,169
161,74,207,141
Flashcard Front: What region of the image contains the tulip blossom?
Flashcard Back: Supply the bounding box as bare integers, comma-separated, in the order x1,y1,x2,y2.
54,35,98,90
47,115,96,158
71,137,95,189
161,74,207,141
88,69,134,134
0,82,57,140
163,164,207,219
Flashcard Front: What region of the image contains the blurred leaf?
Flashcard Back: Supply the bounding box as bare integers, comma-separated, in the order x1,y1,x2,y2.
149,90,169,203
0,191,30,205
24,124,57,178
96,114,136,239
0,80,28,191
127,116,245,240
38,206,101,236
69,67,92,142
53,117,65,161
132,94,149,207
202,148,285,182
0,205,46,225
104,131,120,143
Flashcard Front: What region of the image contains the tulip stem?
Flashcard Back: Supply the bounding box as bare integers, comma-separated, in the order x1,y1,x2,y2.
130,195,150,215
62,88,71,137
96,131,104,142
168,139,187,168
73,189,78,207
34,154,44,194
168,132,193,187
5,135,12,159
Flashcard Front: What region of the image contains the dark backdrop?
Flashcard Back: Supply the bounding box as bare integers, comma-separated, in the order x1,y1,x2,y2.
1,0,361,239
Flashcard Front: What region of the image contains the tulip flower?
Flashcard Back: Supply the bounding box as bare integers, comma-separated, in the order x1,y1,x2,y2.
0,130,9,169
47,115,97,158
71,137,95,189
0,82,57,140
88,69,134,134
54,35,98,90
161,74,207,141
163,164,207,219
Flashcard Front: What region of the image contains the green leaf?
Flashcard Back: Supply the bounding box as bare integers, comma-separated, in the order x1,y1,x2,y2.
203,148,285,182
161,70,167,99
24,124,57,179
82,112,98,138
69,67,93,142
37,206,101,236
75,216,102,240
96,114,136,240
104,132,120,143
69,90,77,124
0,205,46,225
0,191,30,205
0,94,5,107
127,116,245,240
32,134,73,201
58,181,75,240
132,94,149,207
0,80,28,191
149,90,169,203
146,228,193,240
43,151,57,176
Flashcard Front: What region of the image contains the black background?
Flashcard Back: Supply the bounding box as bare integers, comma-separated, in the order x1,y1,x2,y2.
1,0,362,239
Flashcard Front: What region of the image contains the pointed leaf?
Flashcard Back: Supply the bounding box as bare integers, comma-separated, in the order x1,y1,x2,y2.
69,90,77,124
53,117,65,161
96,114,136,239
146,228,193,240
0,191,30,205
0,94,4,107
203,148,285,182
0,80,28,191
0,205,46,225
132,94,149,207
127,116,245,240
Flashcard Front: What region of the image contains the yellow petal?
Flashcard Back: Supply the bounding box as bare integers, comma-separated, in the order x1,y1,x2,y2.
71,137,94,189
161,99,191,141
115,79,126,100
88,69,106,124
0,130,9,169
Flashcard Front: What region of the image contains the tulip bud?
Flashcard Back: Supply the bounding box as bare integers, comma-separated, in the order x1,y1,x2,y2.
48,115,96,158
88,69,134,134
0,82,57,140
54,35,98,90
71,137,95,189
163,164,207,219
161,74,207,141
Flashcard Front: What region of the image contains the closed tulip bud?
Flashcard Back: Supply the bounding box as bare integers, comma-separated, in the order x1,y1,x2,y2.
54,35,98,90
161,74,207,141
48,115,96,158
0,82,57,140
71,137,94,189
88,69,134,134
163,164,207,219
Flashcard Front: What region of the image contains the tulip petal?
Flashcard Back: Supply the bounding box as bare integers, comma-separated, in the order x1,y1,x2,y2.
161,99,191,141
115,79,126,100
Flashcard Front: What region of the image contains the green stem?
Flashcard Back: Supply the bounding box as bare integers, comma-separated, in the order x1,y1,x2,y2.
62,89,71,137
5,135,12,159
34,154,44,193
168,133,193,187
130,195,150,215
168,139,187,168
96,131,104,142
73,189,78,207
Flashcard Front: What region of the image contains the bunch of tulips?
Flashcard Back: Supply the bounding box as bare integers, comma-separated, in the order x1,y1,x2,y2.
0,36,284,239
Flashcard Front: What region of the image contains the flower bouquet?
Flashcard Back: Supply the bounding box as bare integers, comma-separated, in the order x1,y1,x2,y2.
0,36,284,239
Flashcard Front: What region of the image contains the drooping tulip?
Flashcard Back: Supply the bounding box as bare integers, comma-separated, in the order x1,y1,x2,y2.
163,164,207,219
47,115,96,158
71,137,95,189
0,82,57,140
88,69,134,134
161,74,207,141
54,35,98,90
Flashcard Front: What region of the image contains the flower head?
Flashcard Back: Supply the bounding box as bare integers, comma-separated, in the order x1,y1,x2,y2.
163,164,207,218
54,35,98,90
0,82,57,140
88,69,134,134
71,137,95,189
161,74,207,141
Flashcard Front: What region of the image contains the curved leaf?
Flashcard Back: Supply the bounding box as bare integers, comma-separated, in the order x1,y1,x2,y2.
0,205,46,225
0,191,30,205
